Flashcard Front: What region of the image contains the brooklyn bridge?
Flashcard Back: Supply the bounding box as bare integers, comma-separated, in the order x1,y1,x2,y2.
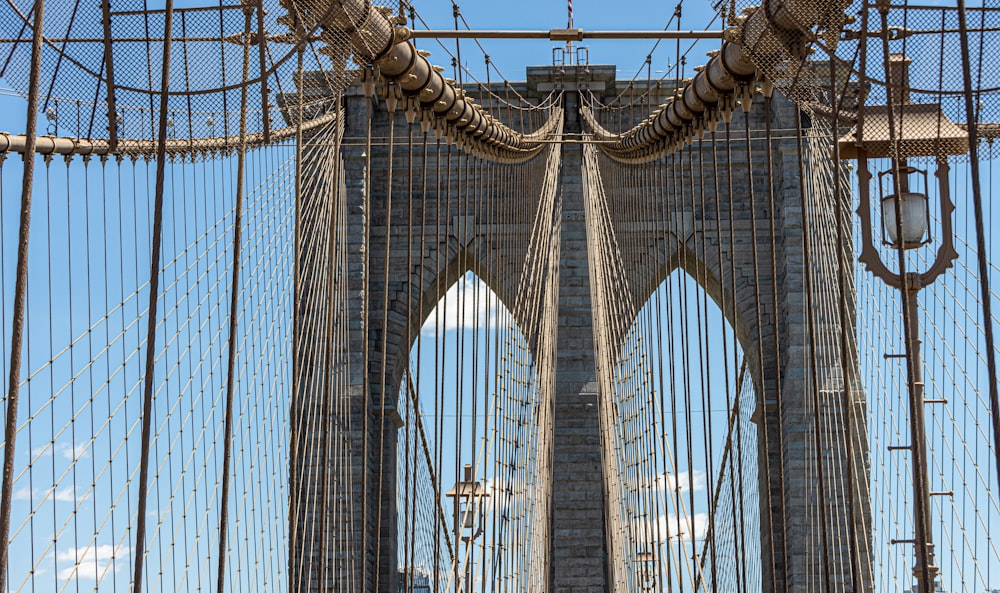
0,1,997,593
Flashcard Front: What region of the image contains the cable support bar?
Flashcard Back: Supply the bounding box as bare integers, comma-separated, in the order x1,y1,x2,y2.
407,29,724,41
736,0,853,49
581,38,760,163
283,0,560,161
0,109,337,156
581,0,857,162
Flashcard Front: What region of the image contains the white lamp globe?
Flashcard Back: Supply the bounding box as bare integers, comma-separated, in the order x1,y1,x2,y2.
881,191,929,248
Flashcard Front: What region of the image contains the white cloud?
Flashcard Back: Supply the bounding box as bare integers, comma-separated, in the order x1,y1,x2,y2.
481,476,515,514
646,470,707,494
56,543,128,581
421,273,512,334
12,484,86,504
45,484,83,504
53,486,80,503
60,442,89,461
30,441,89,462
638,512,710,543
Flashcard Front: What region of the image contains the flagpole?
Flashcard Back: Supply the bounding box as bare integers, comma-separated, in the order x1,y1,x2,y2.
566,0,574,64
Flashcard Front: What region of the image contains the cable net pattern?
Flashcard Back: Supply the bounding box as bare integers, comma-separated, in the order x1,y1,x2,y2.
733,0,1000,159
0,0,355,144
0,137,298,592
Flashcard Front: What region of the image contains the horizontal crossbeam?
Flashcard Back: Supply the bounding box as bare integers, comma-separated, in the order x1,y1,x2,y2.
408,29,724,41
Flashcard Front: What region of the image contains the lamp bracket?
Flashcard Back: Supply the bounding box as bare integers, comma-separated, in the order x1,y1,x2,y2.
856,152,957,291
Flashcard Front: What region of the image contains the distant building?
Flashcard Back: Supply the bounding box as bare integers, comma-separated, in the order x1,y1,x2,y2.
904,579,950,593
397,568,431,593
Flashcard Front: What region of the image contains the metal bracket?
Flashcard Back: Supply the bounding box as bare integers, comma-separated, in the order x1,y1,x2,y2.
549,28,584,42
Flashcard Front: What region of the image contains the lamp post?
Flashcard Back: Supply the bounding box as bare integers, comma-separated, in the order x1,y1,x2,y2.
636,548,656,592
839,54,966,593
446,465,488,593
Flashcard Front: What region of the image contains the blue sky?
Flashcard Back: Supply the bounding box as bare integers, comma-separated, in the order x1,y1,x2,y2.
403,0,723,84
2,1,1000,592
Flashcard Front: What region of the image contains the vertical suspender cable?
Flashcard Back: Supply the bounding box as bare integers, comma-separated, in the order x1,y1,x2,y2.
431,136,443,593
318,91,336,593
741,102,782,593
724,116,749,593
664,149,679,593
361,72,374,593
323,92,344,593
827,56,863,593
333,91,348,592
0,2,44,592
452,4,463,86
402,108,415,593
255,0,270,144
215,7,254,592
100,0,118,152
955,0,1000,498
694,137,718,592
375,82,397,593
787,96,834,593
760,93,790,592
709,120,734,593
132,2,174,592
290,15,304,588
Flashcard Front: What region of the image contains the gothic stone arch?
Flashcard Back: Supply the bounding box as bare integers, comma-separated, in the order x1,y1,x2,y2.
291,69,871,593
607,93,871,593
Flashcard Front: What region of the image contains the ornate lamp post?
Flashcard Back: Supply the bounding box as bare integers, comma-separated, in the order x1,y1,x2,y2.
446,464,488,593
839,54,966,593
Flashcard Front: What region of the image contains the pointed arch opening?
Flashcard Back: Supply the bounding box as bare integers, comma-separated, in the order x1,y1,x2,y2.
601,267,763,593
395,270,550,593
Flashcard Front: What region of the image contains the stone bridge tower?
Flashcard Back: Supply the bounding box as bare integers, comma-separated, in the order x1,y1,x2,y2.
290,64,870,593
